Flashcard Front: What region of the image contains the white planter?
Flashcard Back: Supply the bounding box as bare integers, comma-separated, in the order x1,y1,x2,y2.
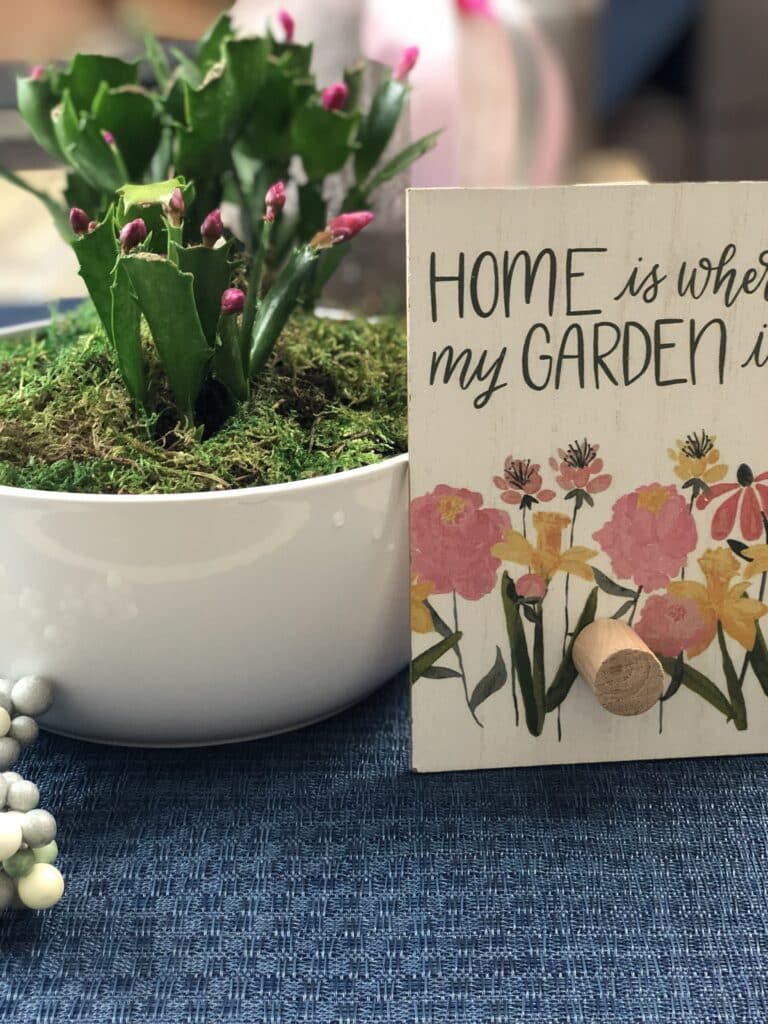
0,321,410,746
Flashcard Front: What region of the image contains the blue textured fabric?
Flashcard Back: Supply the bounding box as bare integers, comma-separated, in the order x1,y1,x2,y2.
2,671,768,1023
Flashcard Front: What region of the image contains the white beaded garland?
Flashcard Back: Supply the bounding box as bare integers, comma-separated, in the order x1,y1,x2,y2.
0,738,20,771
7,781,39,812
0,708,11,738
16,863,64,910
0,815,23,860
10,677,54,718
9,716,39,747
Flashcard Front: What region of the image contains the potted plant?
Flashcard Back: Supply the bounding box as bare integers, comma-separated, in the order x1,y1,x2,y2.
0,11,434,745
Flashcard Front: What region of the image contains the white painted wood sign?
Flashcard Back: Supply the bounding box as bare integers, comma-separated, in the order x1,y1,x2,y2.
407,182,768,772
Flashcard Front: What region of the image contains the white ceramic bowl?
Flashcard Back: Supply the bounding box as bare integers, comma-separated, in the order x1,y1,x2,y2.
0,322,410,745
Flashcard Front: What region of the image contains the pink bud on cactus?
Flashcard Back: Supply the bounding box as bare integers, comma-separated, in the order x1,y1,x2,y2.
328,211,375,242
102,130,115,145
457,0,496,16
277,9,295,42
69,207,92,237
119,218,147,254
221,288,246,315
321,82,348,112
393,45,419,82
264,181,286,223
30,66,45,81
200,209,224,247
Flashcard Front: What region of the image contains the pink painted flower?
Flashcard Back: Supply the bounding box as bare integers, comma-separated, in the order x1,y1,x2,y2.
635,593,714,658
516,573,547,600
549,439,611,495
493,456,555,509
277,9,294,42
393,46,419,82
696,463,768,542
322,82,348,111
411,485,510,600
593,484,697,591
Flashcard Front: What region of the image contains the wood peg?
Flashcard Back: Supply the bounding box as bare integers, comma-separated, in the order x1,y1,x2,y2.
572,619,663,716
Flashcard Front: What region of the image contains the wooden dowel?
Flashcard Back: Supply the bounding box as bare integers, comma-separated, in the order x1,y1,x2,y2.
573,619,663,716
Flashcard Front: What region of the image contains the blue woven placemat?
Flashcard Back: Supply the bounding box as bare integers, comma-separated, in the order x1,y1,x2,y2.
2,670,768,1023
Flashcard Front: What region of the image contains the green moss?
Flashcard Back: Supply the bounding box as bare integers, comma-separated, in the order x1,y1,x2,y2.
0,303,407,494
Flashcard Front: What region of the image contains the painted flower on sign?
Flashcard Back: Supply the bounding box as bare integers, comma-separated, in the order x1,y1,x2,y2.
492,510,596,583
410,485,510,600
634,592,713,658
667,547,768,654
493,456,555,508
593,483,697,591
549,439,611,498
668,430,727,493
410,575,435,634
696,463,768,541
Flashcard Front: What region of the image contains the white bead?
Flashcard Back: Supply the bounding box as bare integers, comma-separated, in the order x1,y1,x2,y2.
17,863,64,910
0,708,12,738
10,677,54,717
0,813,23,860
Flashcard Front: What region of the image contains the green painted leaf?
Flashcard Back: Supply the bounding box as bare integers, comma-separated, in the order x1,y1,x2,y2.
544,587,598,712
362,131,440,192
91,85,162,180
426,600,452,640
121,253,212,421
592,566,636,599
109,259,146,407
501,572,541,736
291,105,359,180
249,245,320,376
411,632,462,683
421,666,462,680
72,213,119,340
718,622,747,729
661,652,685,701
469,647,507,712
750,625,768,697
658,655,732,719
175,242,233,347
16,74,62,160
62,54,139,112
355,77,408,181
610,598,635,620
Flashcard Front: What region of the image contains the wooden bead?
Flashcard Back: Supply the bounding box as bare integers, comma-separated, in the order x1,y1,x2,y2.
573,619,663,716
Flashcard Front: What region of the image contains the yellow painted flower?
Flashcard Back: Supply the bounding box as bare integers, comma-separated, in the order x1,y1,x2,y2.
743,545,768,580
667,430,727,485
491,510,597,583
410,575,435,634
668,547,768,655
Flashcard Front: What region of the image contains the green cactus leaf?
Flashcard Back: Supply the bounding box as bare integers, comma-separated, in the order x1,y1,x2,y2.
62,54,139,112
53,91,126,192
343,61,365,111
71,213,119,341
249,245,320,376
91,84,162,180
354,77,408,182
197,13,235,70
212,315,248,402
121,253,213,421
16,74,63,160
117,176,192,213
291,105,359,180
362,130,440,192
109,259,147,408
174,242,233,347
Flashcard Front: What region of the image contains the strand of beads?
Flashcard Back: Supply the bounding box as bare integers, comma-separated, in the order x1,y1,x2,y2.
0,677,64,910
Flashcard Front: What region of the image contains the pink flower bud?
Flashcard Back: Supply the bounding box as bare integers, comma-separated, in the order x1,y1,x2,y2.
119,218,147,254
516,573,547,600
102,129,115,145
200,209,224,247
30,66,45,81
166,186,185,226
327,211,375,242
69,207,92,236
87,221,98,232
221,288,246,315
277,9,295,42
457,0,496,16
321,82,348,112
264,181,286,223
393,45,419,82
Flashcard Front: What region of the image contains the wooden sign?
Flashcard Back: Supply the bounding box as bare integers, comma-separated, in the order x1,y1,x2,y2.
407,182,768,772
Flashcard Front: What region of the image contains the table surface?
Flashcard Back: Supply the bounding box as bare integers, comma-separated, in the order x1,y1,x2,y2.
1,670,768,1023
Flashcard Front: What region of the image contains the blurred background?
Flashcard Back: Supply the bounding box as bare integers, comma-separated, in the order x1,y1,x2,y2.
0,0,764,317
